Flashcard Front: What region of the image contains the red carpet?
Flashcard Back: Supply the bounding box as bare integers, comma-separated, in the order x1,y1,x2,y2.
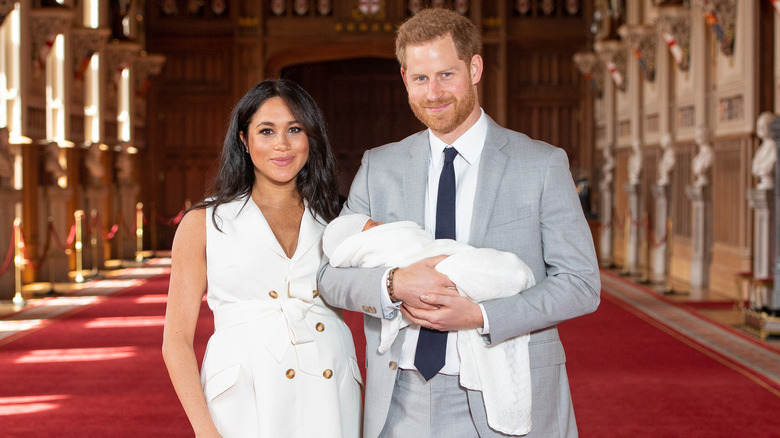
0,275,212,437
559,291,780,437
3,273,779,437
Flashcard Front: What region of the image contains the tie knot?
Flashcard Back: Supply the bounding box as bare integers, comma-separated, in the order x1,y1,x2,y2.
443,147,458,165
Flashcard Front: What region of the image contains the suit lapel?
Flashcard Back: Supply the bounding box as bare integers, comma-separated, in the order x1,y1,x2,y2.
470,118,508,248
402,134,430,226
293,207,326,262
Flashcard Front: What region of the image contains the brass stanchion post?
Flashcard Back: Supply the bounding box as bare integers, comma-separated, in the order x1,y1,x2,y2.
663,216,676,294
12,218,24,306
74,210,85,283
90,209,101,278
135,202,144,263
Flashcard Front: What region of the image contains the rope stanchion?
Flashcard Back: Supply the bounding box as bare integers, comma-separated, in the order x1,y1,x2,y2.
74,210,85,283
0,227,16,276
12,218,24,306
135,202,144,263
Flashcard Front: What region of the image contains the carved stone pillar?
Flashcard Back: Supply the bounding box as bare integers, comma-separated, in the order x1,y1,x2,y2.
686,184,712,288
748,189,774,307
651,184,671,283
598,145,615,267
771,116,780,310
625,182,641,274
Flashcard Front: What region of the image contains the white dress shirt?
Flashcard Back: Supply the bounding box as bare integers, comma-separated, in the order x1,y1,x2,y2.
383,110,488,375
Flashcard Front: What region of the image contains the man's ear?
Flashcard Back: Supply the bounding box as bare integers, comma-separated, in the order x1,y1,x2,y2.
400,67,409,89
470,54,483,85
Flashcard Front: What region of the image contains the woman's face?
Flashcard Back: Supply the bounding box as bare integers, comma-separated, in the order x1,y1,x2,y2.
241,96,310,190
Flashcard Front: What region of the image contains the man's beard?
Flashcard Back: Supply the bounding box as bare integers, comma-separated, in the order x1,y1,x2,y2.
409,85,476,135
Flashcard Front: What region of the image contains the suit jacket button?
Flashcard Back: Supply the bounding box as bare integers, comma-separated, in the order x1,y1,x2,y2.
316,322,325,332
312,289,319,298
388,361,397,370
323,369,333,379
286,369,296,379
269,290,278,299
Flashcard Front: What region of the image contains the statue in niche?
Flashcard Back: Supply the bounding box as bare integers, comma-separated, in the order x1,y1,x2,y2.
628,140,642,185
44,141,66,186
752,111,777,190
115,144,134,185
0,128,14,187
657,132,675,186
84,143,105,186
599,145,614,194
692,126,713,187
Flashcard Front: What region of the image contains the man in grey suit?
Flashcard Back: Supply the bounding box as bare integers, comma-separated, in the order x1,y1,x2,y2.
319,8,600,438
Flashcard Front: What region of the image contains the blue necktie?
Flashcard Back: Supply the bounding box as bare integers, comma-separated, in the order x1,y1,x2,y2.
414,146,458,381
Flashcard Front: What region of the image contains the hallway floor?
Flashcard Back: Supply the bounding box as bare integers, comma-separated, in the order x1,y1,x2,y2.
1,256,778,350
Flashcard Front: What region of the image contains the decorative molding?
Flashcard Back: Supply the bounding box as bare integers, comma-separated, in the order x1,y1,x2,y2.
71,28,111,81
103,40,141,87
30,8,73,75
618,24,657,82
594,39,628,92
656,7,691,72
572,51,604,97
133,53,166,99
353,0,385,20
0,0,18,26
692,0,736,57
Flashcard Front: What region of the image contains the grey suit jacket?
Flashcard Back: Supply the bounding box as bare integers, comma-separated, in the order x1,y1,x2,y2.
319,115,601,437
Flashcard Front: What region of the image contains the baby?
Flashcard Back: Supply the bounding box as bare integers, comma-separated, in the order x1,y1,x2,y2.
323,214,535,434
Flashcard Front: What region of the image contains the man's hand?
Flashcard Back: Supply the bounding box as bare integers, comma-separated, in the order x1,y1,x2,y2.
392,255,458,310
401,295,484,331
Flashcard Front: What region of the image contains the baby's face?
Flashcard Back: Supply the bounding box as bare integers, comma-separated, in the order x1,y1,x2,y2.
362,219,383,231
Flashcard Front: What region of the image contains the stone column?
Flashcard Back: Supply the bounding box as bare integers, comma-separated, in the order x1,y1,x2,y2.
748,189,774,307
598,146,615,267
625,182,641,274
651,184,671,283
772,116,780,310
686,184,712,288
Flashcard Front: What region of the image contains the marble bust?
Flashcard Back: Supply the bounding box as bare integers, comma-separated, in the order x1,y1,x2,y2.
751,111,776,190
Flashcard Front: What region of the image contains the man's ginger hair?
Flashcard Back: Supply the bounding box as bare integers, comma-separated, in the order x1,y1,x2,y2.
395,8,482,70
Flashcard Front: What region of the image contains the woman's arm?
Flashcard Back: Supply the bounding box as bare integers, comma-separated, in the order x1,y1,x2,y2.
161,209,221,438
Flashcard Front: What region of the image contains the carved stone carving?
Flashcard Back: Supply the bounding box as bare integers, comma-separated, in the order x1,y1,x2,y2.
618,24,657,82
103,40,141,88
658,132,676,186
71,28,111,81
692,0,736,57
573,51,604,97
656,7,691,72
133,53,166,99
628,139,642,185
753,112,777,190
594,40,628,92
692,126,714,187
0,0,17,26
30,8,73,75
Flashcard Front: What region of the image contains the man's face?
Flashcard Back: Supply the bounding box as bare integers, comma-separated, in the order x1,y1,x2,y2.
401,35,481,140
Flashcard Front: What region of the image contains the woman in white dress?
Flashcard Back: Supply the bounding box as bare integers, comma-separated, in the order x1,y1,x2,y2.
162,79,362,438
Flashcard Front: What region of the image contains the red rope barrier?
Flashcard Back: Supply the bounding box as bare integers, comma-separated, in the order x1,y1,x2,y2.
0,227,15,276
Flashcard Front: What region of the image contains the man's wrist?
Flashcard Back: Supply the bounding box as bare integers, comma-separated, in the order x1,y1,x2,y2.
386,267,401,303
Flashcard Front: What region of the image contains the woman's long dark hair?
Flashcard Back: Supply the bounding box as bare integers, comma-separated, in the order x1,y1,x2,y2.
193,79,341,226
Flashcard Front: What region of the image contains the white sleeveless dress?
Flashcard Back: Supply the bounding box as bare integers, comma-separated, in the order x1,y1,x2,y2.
200,197,362,437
